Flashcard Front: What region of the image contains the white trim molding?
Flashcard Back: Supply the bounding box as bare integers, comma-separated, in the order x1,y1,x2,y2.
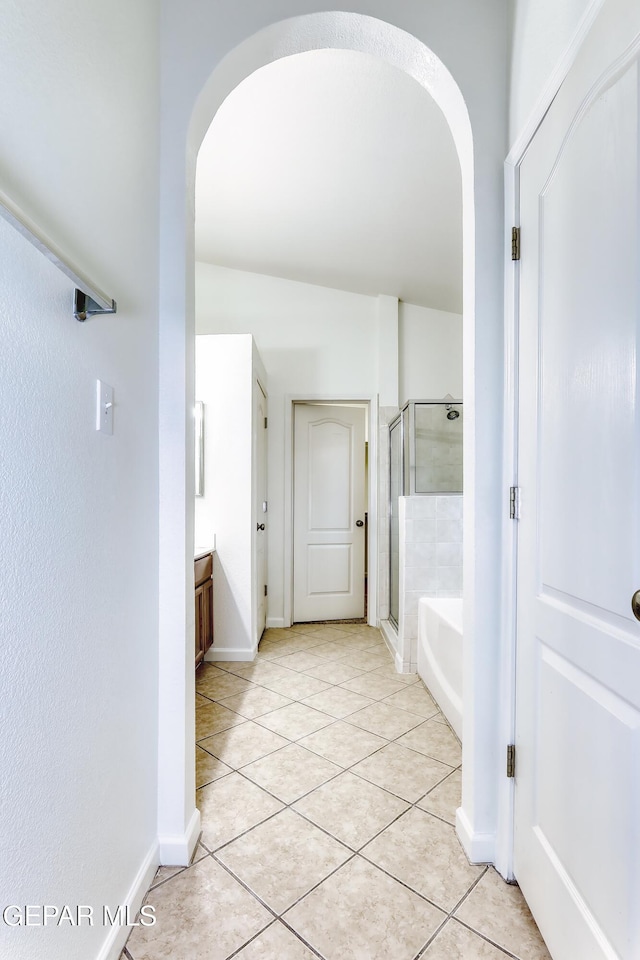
205,644,257,662
158,806,201,867
498,0,608,883
95,841,158,960
379,618,399,660
284,395,377,628
456,806,495,866
506,0,607,165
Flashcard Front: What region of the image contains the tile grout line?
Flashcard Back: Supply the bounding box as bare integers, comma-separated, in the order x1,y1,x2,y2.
221,918,280,960
345,752,456,804
195,715,471,933
198,664,459,806
213,845,360,936
196,692,444,732
447,862,489,914
148,868,186,892
422,864,533,960
133,631,462,960
200,691,298,719
201,725,456,858
189,782,462,912
201,639,392,683
276,917,330,960
248,649,476,929
198,719,455,831
411,915,450,960
211,850,282,920
179,629,479,960
214,767,348,851
266,851,359,923
199,671,452,753
224,915,328,960
200,667,435,798
411,867,492,959
452,917,527,960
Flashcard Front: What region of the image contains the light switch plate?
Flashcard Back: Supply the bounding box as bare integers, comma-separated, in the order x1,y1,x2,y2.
96,379,114,435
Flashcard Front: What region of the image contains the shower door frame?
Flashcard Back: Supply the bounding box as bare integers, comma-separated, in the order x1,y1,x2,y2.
388,398,464,630
388,412,404,630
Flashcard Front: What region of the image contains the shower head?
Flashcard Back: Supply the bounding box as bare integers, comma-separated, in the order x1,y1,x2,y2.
445,404,460,421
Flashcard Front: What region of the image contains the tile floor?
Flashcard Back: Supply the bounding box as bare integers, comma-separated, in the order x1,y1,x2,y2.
122,624,551,960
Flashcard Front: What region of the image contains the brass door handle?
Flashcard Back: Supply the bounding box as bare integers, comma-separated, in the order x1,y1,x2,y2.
356,520,364,527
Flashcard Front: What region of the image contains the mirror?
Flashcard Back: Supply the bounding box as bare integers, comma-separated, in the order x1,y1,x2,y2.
195,401,204,497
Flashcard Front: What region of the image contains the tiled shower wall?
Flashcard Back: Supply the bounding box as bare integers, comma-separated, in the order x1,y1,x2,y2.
398,494,462,664
414,404,463,493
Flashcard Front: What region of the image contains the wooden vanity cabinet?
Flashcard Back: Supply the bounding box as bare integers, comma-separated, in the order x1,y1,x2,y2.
195,553,213,666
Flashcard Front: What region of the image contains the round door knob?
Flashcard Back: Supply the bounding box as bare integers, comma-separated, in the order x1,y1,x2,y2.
356,520,364,527
632,590,640,621
257,523,265,531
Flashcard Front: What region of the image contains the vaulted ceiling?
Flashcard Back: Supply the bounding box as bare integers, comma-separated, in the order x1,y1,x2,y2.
195,49,462,313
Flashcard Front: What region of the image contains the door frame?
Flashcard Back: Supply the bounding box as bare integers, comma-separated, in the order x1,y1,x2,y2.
284,395,378,628
497,0,607,879
252,374,268,645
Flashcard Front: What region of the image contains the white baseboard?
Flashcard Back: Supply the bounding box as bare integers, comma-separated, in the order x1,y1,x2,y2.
379,620,397,657
456,806,495,865
266,617,285,628
204,645,256,662
158,806,201,866
96,839,158,960
379,620,415,675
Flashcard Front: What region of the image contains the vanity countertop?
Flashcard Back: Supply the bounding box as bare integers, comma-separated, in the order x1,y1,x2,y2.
194,547,215,562
195,532,216,562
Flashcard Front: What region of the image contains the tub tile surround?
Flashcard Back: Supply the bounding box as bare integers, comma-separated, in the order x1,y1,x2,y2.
124,625,550,960
398,494,463,668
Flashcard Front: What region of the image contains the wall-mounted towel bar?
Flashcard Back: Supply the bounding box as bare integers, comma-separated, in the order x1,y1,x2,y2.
0,187,117,322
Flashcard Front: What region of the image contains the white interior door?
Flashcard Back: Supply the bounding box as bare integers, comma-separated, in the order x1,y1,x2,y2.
515,2,640,957
254,380,268,641
294,403,366,622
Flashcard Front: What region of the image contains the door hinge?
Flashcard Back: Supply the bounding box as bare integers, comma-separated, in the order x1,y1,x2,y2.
512,226,521,261
264,416,268,428
264,584,268,597
509,486,520,520
507,744,516,778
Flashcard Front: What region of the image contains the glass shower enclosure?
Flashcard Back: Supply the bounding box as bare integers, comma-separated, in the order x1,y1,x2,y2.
388,400,463,628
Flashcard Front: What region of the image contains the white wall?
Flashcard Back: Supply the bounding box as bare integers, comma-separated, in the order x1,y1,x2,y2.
399,303,462,403
197,264,379,395
509,0,599,143
195,334,266,658
0,4,160,960
196,264,380,627
196,266,466,645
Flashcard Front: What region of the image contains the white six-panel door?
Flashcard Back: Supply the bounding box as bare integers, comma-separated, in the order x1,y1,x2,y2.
293,403,366,622
515,1,640,957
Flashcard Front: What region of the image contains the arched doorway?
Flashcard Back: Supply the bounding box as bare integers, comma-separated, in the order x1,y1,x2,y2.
156,10,489,872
